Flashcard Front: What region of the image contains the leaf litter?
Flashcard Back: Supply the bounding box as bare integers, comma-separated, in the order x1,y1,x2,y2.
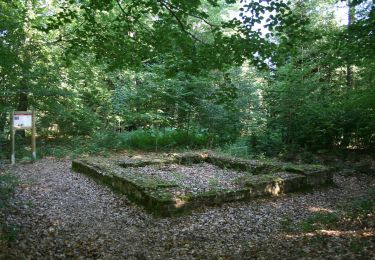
0,158,374,259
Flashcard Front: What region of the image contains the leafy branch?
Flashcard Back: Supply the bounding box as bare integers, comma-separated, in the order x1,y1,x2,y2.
156,0,206,43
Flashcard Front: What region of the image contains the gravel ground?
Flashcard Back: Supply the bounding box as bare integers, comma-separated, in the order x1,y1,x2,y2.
1,158,375,259
126,163,245,194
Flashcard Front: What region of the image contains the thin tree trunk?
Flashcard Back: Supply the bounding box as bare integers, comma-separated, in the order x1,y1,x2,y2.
0,112,6,133
346,0,355,89
16,0,34,138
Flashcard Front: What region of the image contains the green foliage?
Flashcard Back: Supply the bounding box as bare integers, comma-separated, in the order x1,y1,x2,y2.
208,177,220,189
0,223,18,243
222,139,249,158
280,216,293,231
348,238,370,253
251,0,375,152
0,173,19,243
298,188,375,232
0,173,18,209
1,0,374,155
93,128,209,151
35,128,209,158
346,188,375,217
300,212,341,232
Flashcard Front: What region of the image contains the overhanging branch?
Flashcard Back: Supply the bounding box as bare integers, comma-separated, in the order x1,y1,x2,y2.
156,0,206,43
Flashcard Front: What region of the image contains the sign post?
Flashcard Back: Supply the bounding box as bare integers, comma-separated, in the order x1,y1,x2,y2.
11,110,36,164
32,109,36,161
11,111,15,165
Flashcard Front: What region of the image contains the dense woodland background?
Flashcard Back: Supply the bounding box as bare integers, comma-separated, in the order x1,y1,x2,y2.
1,0,374,159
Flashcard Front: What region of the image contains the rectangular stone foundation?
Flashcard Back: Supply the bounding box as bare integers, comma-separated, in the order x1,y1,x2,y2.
72,153,333,217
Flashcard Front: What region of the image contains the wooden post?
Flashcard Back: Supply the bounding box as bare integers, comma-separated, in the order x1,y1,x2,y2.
32,109,36,161
11,111,15,165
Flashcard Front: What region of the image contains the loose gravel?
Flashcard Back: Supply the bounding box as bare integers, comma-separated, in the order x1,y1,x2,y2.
1,158,374,259
125,163,246,194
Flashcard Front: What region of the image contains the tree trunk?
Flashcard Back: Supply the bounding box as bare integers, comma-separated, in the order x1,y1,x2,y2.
17,90,28,111
0,112,6,133
346,0,355,89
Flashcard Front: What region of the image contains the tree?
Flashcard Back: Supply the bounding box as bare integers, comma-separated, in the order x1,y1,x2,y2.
260,0,375,151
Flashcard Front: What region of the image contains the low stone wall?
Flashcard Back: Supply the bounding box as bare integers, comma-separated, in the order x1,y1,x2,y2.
176,152,334,186
72,153,333,216
72,159,178,216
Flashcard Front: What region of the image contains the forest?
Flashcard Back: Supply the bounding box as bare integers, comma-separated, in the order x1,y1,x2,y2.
1,0,375,258
1,0,374,159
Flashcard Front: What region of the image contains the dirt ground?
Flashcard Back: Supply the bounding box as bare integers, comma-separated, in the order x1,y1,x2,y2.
1,158,374,259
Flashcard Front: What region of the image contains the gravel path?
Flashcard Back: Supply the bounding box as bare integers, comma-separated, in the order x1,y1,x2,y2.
1,158,374,259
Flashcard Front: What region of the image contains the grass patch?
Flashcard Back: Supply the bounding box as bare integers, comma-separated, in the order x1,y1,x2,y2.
297,188,375,232
348,238,369,253
0,173,18,209
346,188,375,217
300,212,341,232
280,217,294,231
0,172,19,243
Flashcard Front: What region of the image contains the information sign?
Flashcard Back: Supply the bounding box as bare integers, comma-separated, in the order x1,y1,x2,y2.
13,113,33,129
11,110,36,164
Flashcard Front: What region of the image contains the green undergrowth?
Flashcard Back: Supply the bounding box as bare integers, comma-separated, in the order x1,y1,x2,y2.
297,188,375,232
278,188,375,254
0,129,211,160
0,173,18,209
96,129,209,151
279,188,375,234
0,172,19,243
300,212,341,232
346,188,375,218
41,129,209,158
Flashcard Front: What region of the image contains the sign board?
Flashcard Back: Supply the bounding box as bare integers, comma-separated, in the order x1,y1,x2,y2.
13,112,33,129
11,110,36,164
